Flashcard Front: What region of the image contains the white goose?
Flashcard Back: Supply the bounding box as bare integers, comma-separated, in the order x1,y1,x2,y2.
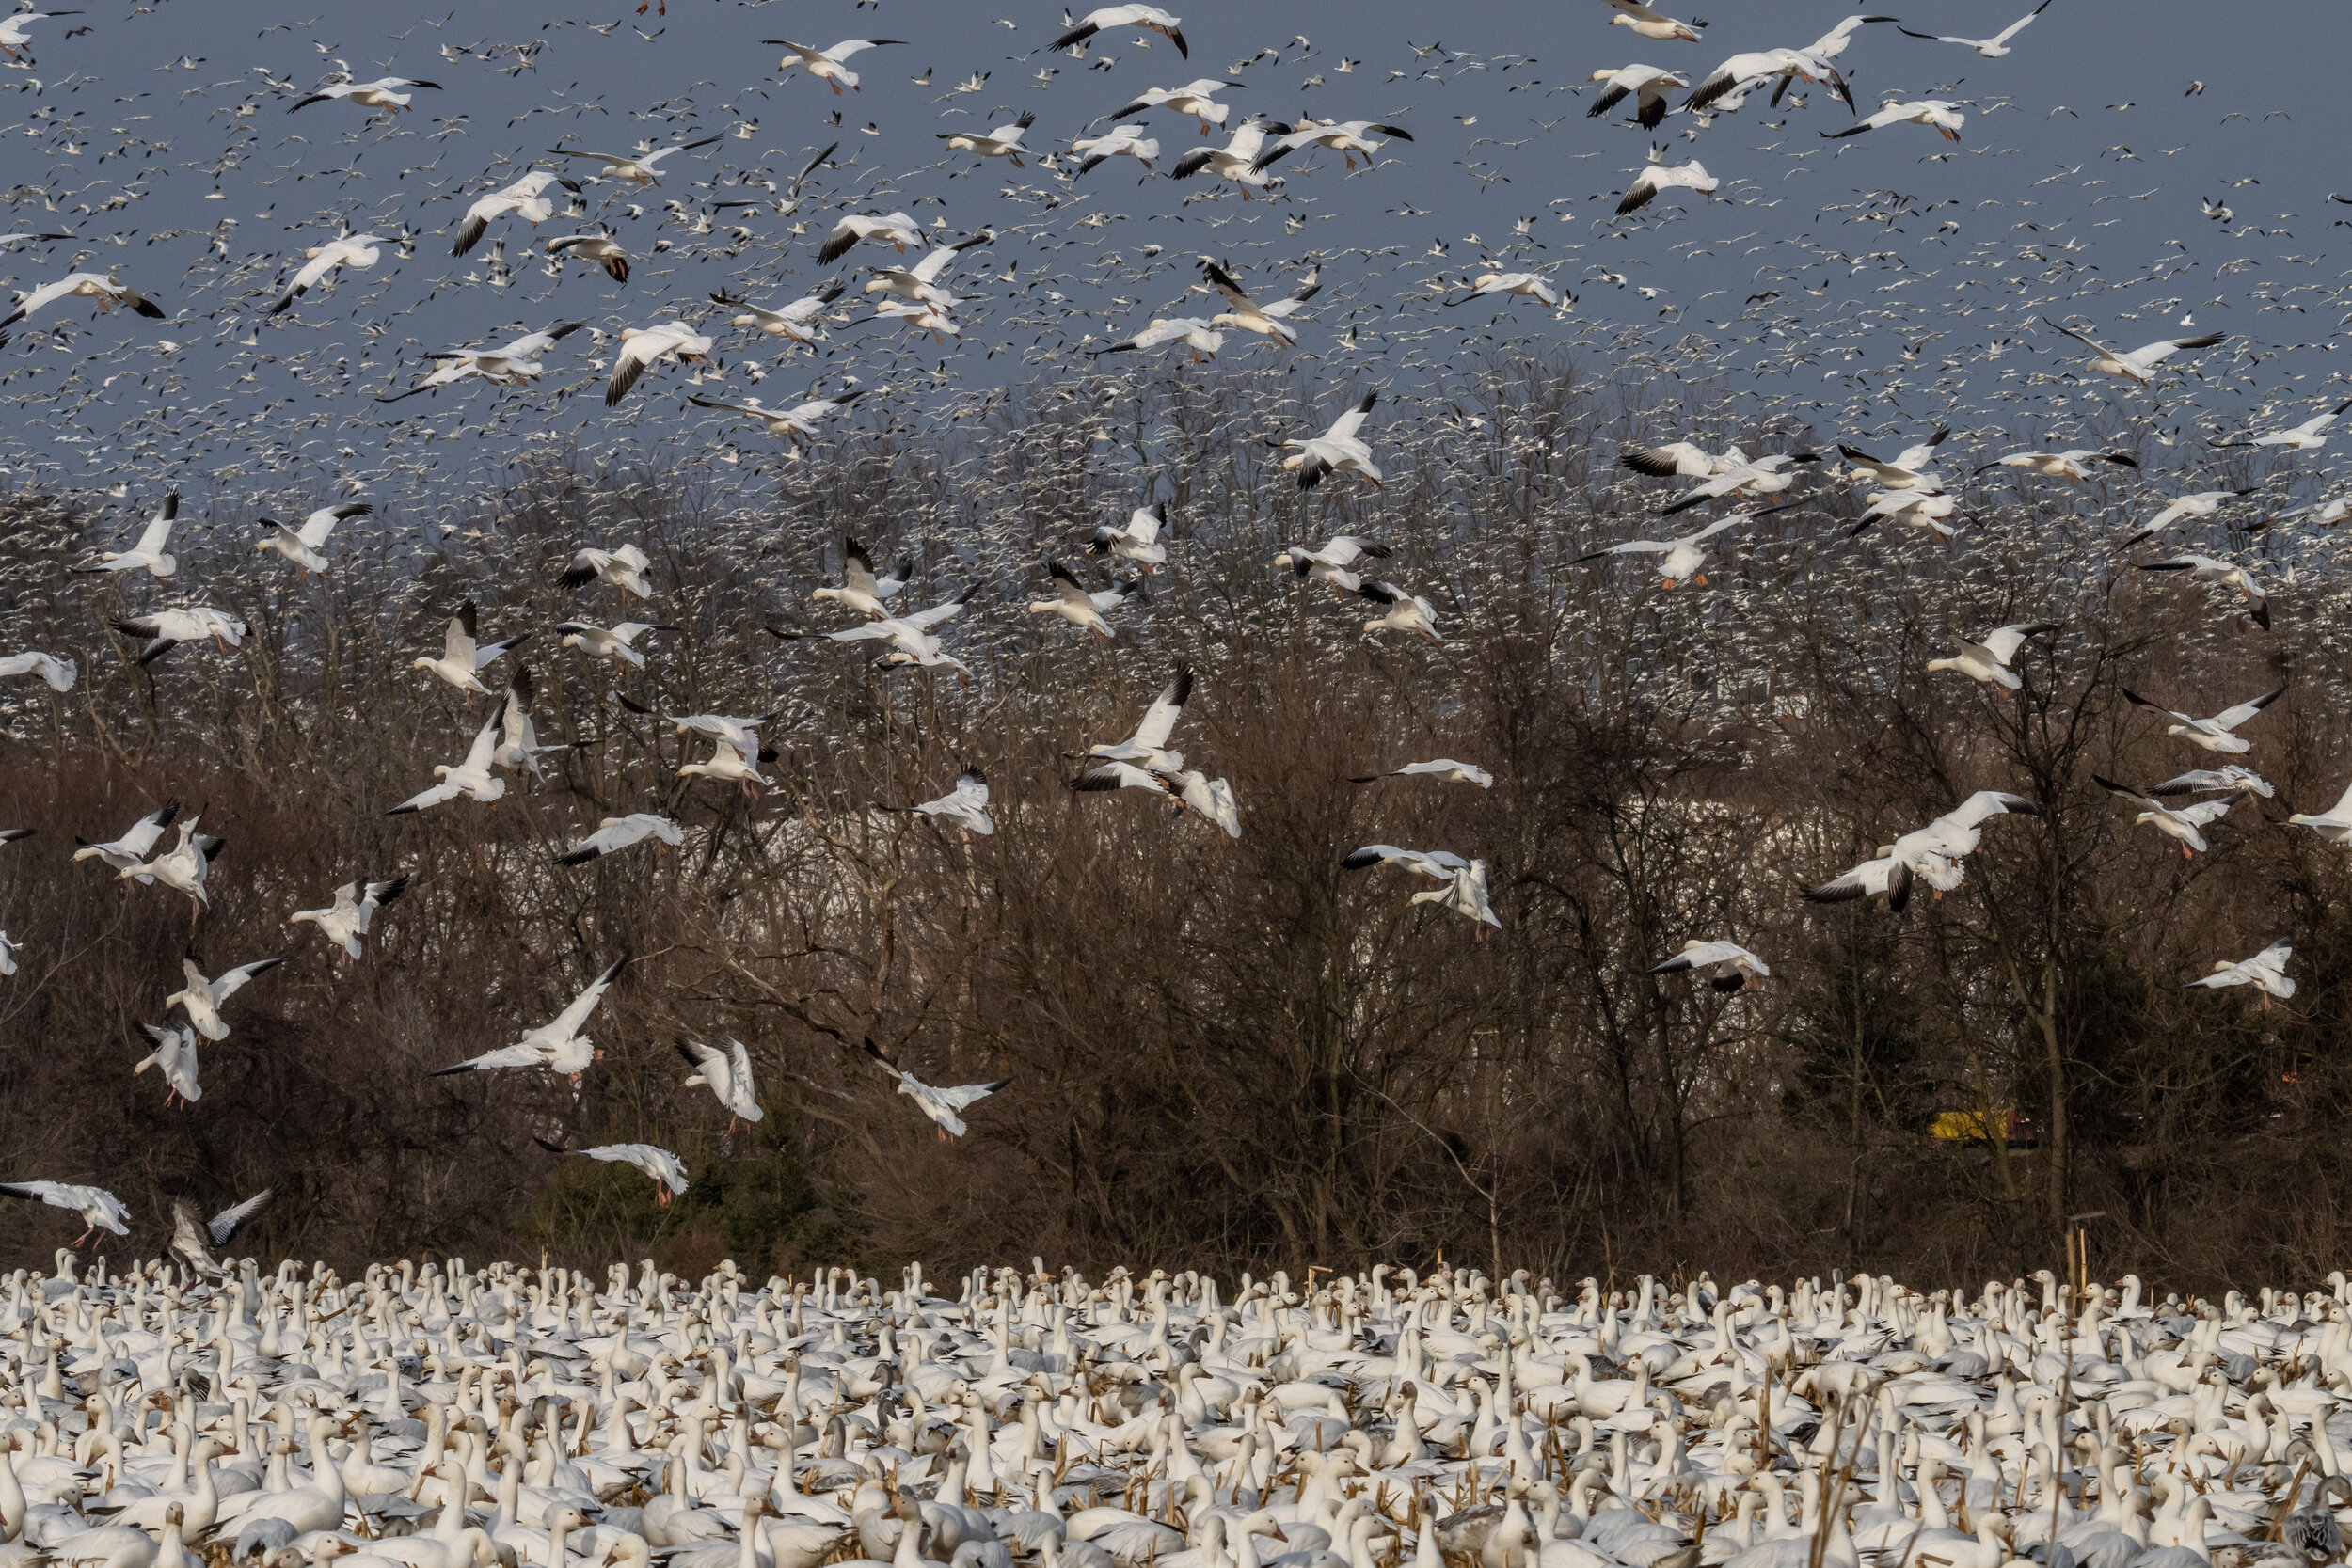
678,1037,765,1130
386,713,506,815
559,814,685,865
1107,79,1244,135
289,876,408,961
1897,0,2056,56
1826,100,1966,141
814,537,912,618
1251,118,1415,173
1586,65,1690,131
2044,319,2226,387
864,233,992,310
1648,941,1771,991
109,607,247,664
257,501,371,577
1617,146,1719,213
1089,667,1193,773
0,271,166,329
1089,505,1169,574
1275,390,1382,489
271,232,383,313
0,650,76,691
494,664,567,781
2118,486,2260,548
75,797,186,875
168,1191,271,1277
1274,533,1391,594
1070,119,1157,171
2093,776,2249,859
557,620,676,669
432,955,627,1081
72,494,178,578
536,1139,690,1204
881,768,993,835
1923,622,2058,689
1028,562,1139,641
453,172,575,258
690,388,866,444
2134,553,2270,630
940,113,1037,166
2213,399,2352,451
134,1023,201,1106
543,231,630,282
1200,260,1318,345
816,212,922,264
1359,581,1441,641
167,956,285,1042
1608,1,1704,42
714,281,843,344
1451,271,1567,311
562,542,655,598
2121,684,2284,754
860,1042,1010,1139
1169,117,1282,200
605,321,714,404
1053,6,1189,57
676,735,769,799
413,599,529,696
118,816,225,924
0,1180,130,1245
2288,779,2352,843
1090,313,1224,362
547,137,719,189
765,38,906,94
1973,448,2139,483
2186,941,2295,1006
1349,759,1494,788
289,73,441,114
1574,508,1787,590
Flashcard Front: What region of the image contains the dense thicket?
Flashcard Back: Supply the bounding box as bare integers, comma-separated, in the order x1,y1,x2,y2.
2,359,2346,1290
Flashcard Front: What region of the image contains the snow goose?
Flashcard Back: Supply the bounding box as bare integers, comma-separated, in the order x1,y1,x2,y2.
72,494,178,578
559,813,684,865
2186,941,2294,1007
1359,581,1441,641
2264,497,2352,529
1837,427,1948,491
1849,487,1960,539
1804,792,2040,909
0,271,166,329
1028,561,1139,640
691,388,866,444
1420,861,1501,935
1089,504,1169,573
453,172,575,257
1609,2,1704,43
2122,684,2284,754
493,664,566,780
256,501,370,577
774,586,968,655
386,713,506,815
2118,486,2260,549
1274,533,1390,594
118,816,225,923
0,650,76,691
881,768,993,834
432,954,626,1081
2043,319,2226,386
678,1038,765,1131
1170,118,1284,199
536,1139,690,1204
1054,6,1188,57
1275,390,1382,488
2287,780,2352,843
109,607,247,664
1089,666,1193,772
1089,313,1224,361
765,38,906,94
1574,506,1791,589
605,321,714,404
817,212,922,265
77,797,185,874
0,1180,129,1245
543,232,629,282
676,733,770,799
1200,260,1315,344
167,955,285,1041
1686,48,1851,116
1896,0,2055,56
0,827,26,850
1973,448,2138,483
547,137,719,189
1072,124,1161,174
1655,456,1816,515
1647,941,1770,991
860,1041,1010,1140
1826,100,1966,141
2133,553,2270,629
1252,118,1414,173
289,876,408,961
2092,777,2248,858
562,542,654,598
1622,439,1752,478
1617,146,1719,214
1110,78,1245,135
815,537,912,618
375,321,585,401
871,297,962,343
715,282,844,344
413,599,528,696
134,1023,201,1107
0,8,77,61
270,232,382,313
558,620,675,668
1924,622,2058,689
168,1191,271,1277
865,234,992,310
1343,844,1473,881
1349,759,1494,788
2146,764,2273,800
2212,400,2352,451
1450,271,1568,312
1588,65,1689,129
1165,769,1241,838
289,74,441,114
940,113,1037,166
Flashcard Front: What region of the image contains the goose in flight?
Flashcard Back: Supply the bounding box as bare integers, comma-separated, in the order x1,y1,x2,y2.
2119,486,2262,548
2212,399,2352,452
1896,0,2055,56
2122,684,2284,754
289,74,441,114
1848,487,1961,541
1108,78,1245,135
376,321,585,401
1686,47,1853,116
433,955,626,1081
72,493,178,578
1170,117,1284,199
1924,621,2058,689
542,231,629,283
167,955,285,1042
257,501,371,577
72,794,181,872
1974,448,2138,483
1275,390,1382,489
817,211,924,265
940,112,1037,166
1251,117,1415,173
1622,439,1757,478
1090,313,1225,362
1827,99,1965,141
882,767,994,835
714,282,843,344
1450,270,1568,312
1028,561,1139,640
1164,769,1241,838
1654,456,1816,515
871,296,962,344
2186,940,2295,1006
117,816,224,924
864,234,992,311
168,1190,272,1276
1414,860,1501,935
1804,791,2041,909
561,542,655,599
0,650,76,691
387,712,506,815
1071,123,1162,174
2147,764,2274,800
1608,1,1704,42
1200,260,1319,344
109,607,247,664
1054,5,1189,58
1275,534,1390,594
2093,776,2249,858
559,619,675,669
0,9,78,62
606,321,714,405
1586,65,1688,131
536,1138,690,1203
1837,427,1949,491
1089,504,1168,574
453,172,576,257
1575,505,1797,589
1350,759,1494,788
0,1180,129,1246
2135,553,2269,630
678,1037,765,1131
289,876,408,961
675,732,769,799
0,270,166,330
2288,779,2352,844
1088,666,1193,773
2264,497,2352,529
860,1039,1011,1139
764,37,906,94
1359,581,1441,641
413,598,529,695
1343,844,1472,880
559,813,684,865
1648,940,1771,991
547,137,719,189
270,232,382,313
0,928,17,976
1618,147,1718,214
815,537,912,618
771,588,975,681
691,388,866,444
2044,319,2226,386
135,1023,201,1107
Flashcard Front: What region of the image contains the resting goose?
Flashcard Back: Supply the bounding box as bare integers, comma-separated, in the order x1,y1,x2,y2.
118,816,226,924
289,876,408,961
0,650,76,691
559,813,684,865
134,1023,201,1107
2092,776,2248,859
2120,684,2284,754
881,768,993,835
558,620,676,669
2186,941,2295,1006
536,1139,690,1204
1028,561,1139,641
387,713,506,815
1648,941,1771,991
678,1037,765,1131
1089,504,1168,574
72,798,182,874
432,954,626,1081
860,1040,1010,1139
1349,759,1494,788
0,1180,130,1245
1923,622,2058,689
167,955,286,1041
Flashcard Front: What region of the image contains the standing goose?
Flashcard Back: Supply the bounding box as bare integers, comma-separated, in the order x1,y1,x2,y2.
288,877,408,961
0,1180,129,1245
535,1139,691,1204
166,955,286,1042
678,1038,765,1131
169,1191,271,1277
72,494,178,578
860,1040,1011,1140
2186,941,2295,1007
432,954,628,1082
880,768,993,835
1924,622,2058,689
